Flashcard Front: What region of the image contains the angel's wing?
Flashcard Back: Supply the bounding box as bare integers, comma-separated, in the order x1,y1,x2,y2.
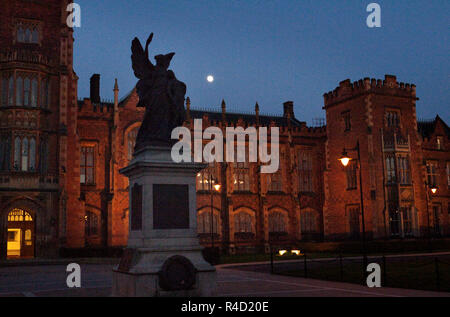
131,37,153,79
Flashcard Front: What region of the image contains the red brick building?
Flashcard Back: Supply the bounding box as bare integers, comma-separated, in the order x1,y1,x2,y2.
0,0,448,258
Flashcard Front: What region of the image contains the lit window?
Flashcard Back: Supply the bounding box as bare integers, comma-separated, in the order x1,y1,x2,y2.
197,163,216,191
233,149,250,192
81,146,95,184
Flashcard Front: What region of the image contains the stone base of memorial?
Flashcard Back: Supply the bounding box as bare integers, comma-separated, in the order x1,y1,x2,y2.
112,145,216,297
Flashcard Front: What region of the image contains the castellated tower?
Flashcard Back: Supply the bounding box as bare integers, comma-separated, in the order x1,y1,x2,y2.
322,75,426,240
0,0,80,258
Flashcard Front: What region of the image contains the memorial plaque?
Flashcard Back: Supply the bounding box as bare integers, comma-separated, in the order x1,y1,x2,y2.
153,184,189,229
131,183,143,231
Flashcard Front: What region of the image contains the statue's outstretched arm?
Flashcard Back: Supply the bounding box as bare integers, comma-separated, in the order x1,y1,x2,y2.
145,33,154,60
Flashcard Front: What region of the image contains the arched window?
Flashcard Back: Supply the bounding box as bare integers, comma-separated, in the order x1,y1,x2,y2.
29,137,36,171
197,163,217,191
234,211,253,233
1,77,8,106
21,137,28,171
31,28,39,43
14,137,20,170
127,127,139,160
24,28,32,43
23,78,30,106
8,209,33,222
39,137,48,173
269,211,287,233
40,78,50,108
31,78,37,107
17,27,25,42
13,136,36,172
300,209,317,237
16,76,23,106
197,211,219,234
8,76,14,106
0,135,11,171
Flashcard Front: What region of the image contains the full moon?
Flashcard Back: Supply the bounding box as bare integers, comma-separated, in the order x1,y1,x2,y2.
207,75,214,83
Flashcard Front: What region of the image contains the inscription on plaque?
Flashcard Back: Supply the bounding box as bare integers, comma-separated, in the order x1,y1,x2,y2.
153,184,189,229
131,183,143,231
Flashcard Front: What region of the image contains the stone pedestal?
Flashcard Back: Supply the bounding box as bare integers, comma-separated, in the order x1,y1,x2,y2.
112,146,216,297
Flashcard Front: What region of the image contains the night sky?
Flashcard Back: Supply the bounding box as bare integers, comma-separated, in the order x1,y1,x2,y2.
74,0,449,124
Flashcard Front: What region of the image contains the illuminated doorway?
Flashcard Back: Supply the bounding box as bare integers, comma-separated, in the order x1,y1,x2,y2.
7,208,34,258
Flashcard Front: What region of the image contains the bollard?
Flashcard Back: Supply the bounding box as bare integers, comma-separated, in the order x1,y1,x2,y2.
270,245,274,275
304,253,308,278
435,258,440,291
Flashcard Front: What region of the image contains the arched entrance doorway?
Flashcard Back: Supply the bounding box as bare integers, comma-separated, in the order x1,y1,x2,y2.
7,208,35,258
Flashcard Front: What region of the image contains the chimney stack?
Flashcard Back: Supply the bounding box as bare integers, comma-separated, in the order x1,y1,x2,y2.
283,101,294,118
90,74,101,103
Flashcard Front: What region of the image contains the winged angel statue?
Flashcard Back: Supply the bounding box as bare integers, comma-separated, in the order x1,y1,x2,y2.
131,33,186,150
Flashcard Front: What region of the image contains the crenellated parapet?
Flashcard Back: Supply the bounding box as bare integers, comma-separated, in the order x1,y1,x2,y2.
323,75,417,108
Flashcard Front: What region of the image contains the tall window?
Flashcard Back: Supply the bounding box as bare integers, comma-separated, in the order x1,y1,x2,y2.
234,212,253,234
1,73,50,108
127,127,139,160
197,163,217,191
0,135,11,171
268,170,283,192
346,161,357,189
447,162,450,188
197,212,219,235
80,146,95,184
402,207,414,237
298,150,313,192
385,155,396,184
85,211,98,236
342,111,351,131
437,136,444,150
347,205,360,239
386,110,400,128
233,149,250,191
426,161,438,187
39,137,48,174
300,209,317,235
397,156,411,184
13,136,36,171
40,78,50,108
269,211,287,233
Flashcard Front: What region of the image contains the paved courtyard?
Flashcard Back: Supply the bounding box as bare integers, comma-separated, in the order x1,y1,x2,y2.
0,263,448,297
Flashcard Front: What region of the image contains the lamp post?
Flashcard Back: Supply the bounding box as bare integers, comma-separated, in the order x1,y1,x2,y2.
209,173,221,249
339,140,368,271
425,182,438,239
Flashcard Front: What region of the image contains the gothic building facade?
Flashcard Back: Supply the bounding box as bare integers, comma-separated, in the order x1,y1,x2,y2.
0,0,448,258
